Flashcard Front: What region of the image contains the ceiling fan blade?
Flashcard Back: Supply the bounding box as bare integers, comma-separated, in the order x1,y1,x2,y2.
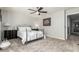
40,11,47,13
28,9,36,11
30,11,37,14
38,7,43,11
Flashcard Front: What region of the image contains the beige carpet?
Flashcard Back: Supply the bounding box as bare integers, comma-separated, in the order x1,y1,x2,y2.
0,35,79,52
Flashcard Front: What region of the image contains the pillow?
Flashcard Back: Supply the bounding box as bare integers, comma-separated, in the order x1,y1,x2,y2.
26,27,31,31
18,27,26,31
18,26,31,31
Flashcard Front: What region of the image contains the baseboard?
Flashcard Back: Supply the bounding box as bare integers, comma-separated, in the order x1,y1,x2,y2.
46,35,65,40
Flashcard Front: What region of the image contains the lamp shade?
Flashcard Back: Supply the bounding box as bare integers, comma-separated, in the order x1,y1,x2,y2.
35,24,39,27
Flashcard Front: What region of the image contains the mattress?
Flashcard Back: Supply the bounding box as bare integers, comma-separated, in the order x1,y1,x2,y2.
17,30,44,44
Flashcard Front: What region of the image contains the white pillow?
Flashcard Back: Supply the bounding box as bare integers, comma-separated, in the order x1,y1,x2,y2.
18,27,26,31
18,27,31,31
26,27,31,31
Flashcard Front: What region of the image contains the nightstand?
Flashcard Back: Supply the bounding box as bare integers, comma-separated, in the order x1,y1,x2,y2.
4,30,17,40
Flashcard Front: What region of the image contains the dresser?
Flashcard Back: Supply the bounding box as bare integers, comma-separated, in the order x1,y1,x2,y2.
4,30,17,40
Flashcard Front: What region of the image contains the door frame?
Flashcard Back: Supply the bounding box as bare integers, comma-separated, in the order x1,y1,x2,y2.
65,11,79,40
65,10,71,40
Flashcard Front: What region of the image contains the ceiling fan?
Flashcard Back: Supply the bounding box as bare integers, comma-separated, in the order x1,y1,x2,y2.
28,7,47,15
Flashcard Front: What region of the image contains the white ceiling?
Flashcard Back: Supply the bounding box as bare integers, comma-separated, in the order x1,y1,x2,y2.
1,7,72,18
2,7,70,13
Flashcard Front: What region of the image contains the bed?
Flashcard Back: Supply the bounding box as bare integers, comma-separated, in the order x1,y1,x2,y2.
17,26,45,44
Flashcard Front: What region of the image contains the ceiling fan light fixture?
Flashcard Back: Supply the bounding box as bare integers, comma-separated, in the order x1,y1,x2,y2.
28,7,47,15
35,11,39,15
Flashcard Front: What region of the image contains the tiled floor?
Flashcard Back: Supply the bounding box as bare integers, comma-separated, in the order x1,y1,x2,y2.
0,35,79,52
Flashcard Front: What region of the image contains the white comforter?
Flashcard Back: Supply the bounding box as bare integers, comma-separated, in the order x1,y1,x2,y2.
17,30,43,44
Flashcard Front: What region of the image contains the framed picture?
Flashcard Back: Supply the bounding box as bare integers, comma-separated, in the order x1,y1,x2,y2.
43,17,51,26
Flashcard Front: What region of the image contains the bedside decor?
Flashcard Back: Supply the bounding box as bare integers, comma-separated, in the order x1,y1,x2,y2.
43,17,51,26
34,24,39,29
0,40,11,49
4,23,10,30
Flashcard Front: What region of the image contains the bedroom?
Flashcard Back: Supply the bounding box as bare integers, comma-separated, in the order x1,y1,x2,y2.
0,7,79,52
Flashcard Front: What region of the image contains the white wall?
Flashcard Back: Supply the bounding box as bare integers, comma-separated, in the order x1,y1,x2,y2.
44,10,65,40
2,8,38,30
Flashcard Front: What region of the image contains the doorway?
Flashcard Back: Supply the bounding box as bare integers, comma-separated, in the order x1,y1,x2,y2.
67,13,79,39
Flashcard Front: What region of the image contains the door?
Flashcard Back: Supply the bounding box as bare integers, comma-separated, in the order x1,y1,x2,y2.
67,16,70,39
0,9,2,41
0,21,1,41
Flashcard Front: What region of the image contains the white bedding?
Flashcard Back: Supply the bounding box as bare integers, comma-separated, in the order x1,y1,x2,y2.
17,27,44,44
